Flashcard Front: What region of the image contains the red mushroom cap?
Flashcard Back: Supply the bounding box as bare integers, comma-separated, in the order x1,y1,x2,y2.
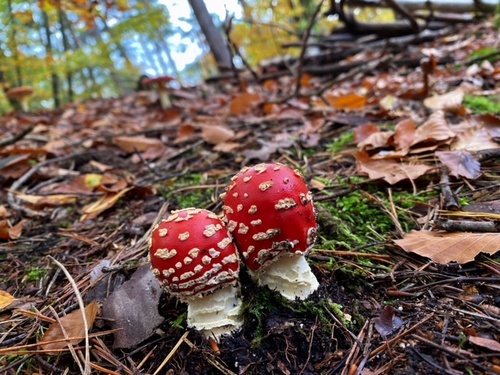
221,163,318,272
149,208,240,299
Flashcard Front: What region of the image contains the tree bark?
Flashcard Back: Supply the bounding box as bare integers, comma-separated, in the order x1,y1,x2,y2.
188,0,232,70
42,10,61,108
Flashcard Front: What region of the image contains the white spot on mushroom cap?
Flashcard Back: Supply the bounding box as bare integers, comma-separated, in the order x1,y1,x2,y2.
209,248,221,258
227,220,237,232
275,198,297,210
184,256,192,265
250,219,262,226
259,181,274,191
248,205,257,214
189,248,200,258
237,204,243,212
202,255,211,265
154,248,177,260
243,176,252,183
158,228,168,237
203,223,222,237
175,262,182,269
218,237,232,249
178,231,190,241
237,223,249,235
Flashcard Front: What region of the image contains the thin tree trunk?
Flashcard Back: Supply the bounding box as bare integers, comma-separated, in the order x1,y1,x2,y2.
58,9,73,103
188,0,232,70
7,0,22,86
42,10,60,108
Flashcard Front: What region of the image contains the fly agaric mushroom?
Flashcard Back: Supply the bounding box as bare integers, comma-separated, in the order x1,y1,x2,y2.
6,86,34,112
221,162,319,300
142,75,175,109
149,207,243,338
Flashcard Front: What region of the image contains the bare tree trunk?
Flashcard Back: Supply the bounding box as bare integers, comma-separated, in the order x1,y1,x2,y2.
58,9,73,103
7,0,22,86
188,0,232,70
42,10,61,108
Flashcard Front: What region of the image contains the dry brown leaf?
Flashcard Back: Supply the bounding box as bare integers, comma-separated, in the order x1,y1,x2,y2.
113,136,164,153
394,230,500,264
468,336,500,352
392,118,416,150
423,89,464,112
200,124,235,144
357,131,393,150
354,124,380,143
451,127,499,151
229,92,262,116
0,290,16,311
356,151,434,184
39,301,99,354
436,150,481,179
12,192,78,206
0,219,25,240
412,111,456,146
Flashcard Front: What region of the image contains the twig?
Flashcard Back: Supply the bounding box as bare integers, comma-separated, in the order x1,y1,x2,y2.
299,317,318,375
293,0,325,97
411,334,497,374
368,313,434,359
7,152,96,217
48,255,91,375
152,331,189,375
439,169,460,211
434,219,499,232
0,126,34,147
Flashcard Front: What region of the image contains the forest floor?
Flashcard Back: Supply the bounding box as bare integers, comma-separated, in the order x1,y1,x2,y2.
1,18,500,375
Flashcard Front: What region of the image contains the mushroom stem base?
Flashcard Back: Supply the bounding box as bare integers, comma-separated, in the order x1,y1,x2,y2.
254,253,319,300
186,285,243,340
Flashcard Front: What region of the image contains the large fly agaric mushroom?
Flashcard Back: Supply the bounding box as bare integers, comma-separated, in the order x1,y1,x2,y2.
149,207,243,339
221,163,319,300
141,75,175,109
6,86,34,112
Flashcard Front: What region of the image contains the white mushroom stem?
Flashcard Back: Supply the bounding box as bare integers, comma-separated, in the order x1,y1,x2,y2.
254,253,319,300
185,284,243,340
158,89,171,109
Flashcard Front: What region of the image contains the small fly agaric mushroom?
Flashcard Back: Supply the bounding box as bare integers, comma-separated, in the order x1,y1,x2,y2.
6,86,34,112
141,75,175,109
221,163,319,300
149,207,243,339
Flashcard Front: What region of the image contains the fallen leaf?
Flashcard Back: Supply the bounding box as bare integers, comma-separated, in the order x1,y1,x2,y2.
113,136,164,153
468,336,500,352
394,230,500,264
356,151,434,184
374,306,404,337
357,131,393,150
200,124,235,144
423,89,464,112
12,192,78,206
81,186,134,221
0,290,16,310
451,127,499,151
436,150,481,179
39,301,99,354
412,111,456,146
230,92,262,116
391,118,416,150
0,220,25,240
326,93,367,110
101,264,164,348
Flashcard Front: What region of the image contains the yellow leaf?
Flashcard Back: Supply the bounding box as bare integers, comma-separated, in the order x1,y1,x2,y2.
0,290,16,311
81,187,134,221
84,174,102,189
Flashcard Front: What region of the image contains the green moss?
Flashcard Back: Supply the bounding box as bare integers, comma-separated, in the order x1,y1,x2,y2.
25,267,46,282
326,131,354,153
316,188,435,251
463,95,500,115
170,312,187,329
159,173,215,209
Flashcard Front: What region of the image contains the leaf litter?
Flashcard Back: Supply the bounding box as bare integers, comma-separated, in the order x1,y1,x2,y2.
0,18,499,375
